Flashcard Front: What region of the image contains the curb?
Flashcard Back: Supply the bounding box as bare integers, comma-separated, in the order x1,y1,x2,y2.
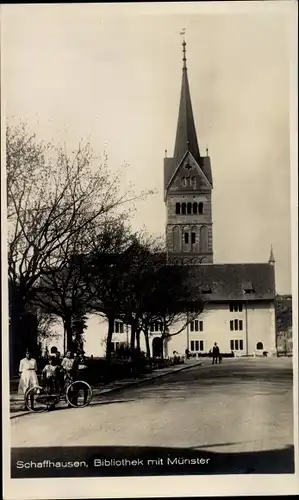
99,361,202,395
10,361,202,420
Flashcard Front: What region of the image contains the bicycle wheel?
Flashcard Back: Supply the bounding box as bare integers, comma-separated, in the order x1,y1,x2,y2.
66,380,92,408
25,386,50,413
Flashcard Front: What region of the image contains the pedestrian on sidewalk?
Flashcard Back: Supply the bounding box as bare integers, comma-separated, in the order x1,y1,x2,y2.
18,350,39,409
212,342,220,365
42,356,58,393
61,350,74,385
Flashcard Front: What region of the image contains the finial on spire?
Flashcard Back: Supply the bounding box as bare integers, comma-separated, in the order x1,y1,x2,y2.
206,147,209,156
269,244,275,265
180,28,187,69
165,149,168,158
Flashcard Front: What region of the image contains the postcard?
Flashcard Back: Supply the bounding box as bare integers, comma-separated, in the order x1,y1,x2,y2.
1,1,298,499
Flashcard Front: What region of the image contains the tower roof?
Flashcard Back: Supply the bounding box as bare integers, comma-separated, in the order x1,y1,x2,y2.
173,39,201,166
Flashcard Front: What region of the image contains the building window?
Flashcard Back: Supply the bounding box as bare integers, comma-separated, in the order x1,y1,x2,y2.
175,203,180,214
114,321,124,333
181,177,187,187
198,202,203,214
230,320,243,331
150,321,163,333
243,282,255,294
172,226,180,252
182,203,186,215
193,202,198,214
190,320,203,332
191,176,196,188
229,303,243,312
256,342,263,350
187,202,192,215
230,339,244,351
191,232,196,244
199,225,208,253
184,232,189,244
190,340,204,352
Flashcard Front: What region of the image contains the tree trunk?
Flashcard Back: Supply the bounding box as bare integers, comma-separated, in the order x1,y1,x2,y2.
106,313,115,363
9,299,39,376
130,318,137,350
161,338,164,359
144,329,151,358
63,317,73,353
136,329,141,351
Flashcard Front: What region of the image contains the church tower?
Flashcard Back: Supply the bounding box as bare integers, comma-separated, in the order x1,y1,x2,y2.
164,38,213,265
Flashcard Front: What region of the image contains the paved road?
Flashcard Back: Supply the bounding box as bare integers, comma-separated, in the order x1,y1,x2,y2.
11,358,294,475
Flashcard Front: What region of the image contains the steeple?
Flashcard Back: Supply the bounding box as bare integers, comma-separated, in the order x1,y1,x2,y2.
173,36,201,166
269,245,275,265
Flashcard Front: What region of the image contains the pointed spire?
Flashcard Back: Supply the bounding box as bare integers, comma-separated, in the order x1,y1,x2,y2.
269,245,275,265
173,34,201,166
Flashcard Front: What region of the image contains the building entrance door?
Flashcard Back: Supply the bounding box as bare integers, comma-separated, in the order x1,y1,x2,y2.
152,337,163,358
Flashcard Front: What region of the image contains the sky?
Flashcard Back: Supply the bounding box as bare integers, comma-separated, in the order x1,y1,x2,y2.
1,2,295,294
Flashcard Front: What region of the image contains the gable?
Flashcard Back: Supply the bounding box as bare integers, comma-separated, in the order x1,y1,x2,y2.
166,152,212,194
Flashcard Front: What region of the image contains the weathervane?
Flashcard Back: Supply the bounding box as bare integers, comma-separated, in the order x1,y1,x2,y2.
180,28,187,69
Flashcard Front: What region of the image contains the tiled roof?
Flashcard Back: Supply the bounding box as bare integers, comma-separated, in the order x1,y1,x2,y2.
190,263,275,301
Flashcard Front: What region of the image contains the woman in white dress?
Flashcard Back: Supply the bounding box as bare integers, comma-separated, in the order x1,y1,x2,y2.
18,351,39,407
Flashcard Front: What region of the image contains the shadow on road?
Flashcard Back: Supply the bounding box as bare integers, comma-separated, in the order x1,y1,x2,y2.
11,443,295,477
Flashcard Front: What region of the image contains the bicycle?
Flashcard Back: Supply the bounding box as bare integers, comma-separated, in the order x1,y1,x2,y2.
24,377,93,413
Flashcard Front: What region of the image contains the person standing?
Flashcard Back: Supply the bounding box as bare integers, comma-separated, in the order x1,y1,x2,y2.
61,350,74,385
212,342,220,365
42,356,58,393
18,350,39,409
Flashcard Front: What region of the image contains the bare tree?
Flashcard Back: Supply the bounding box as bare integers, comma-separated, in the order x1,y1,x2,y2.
87,221,137,361
6,122,150,370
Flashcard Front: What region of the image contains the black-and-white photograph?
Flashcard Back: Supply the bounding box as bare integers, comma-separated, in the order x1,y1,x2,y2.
1,2,298,499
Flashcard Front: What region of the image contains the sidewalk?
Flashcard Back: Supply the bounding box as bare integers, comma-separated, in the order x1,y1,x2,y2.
10,358,203,419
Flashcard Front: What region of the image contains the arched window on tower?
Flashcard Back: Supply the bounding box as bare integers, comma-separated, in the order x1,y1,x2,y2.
187,202,192,215
181,203,186,215
191,176,196,188
193,202,198,214
181,177,187,187
175,203,180,215
198,202,203,214
172,226,180,252
191,226,197,251
200,226,208,253
183,226,190,252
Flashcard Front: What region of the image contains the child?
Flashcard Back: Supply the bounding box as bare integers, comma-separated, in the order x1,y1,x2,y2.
42,357,57,393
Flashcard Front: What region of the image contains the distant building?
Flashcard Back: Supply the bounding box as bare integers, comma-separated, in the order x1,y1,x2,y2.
276,294,292,354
